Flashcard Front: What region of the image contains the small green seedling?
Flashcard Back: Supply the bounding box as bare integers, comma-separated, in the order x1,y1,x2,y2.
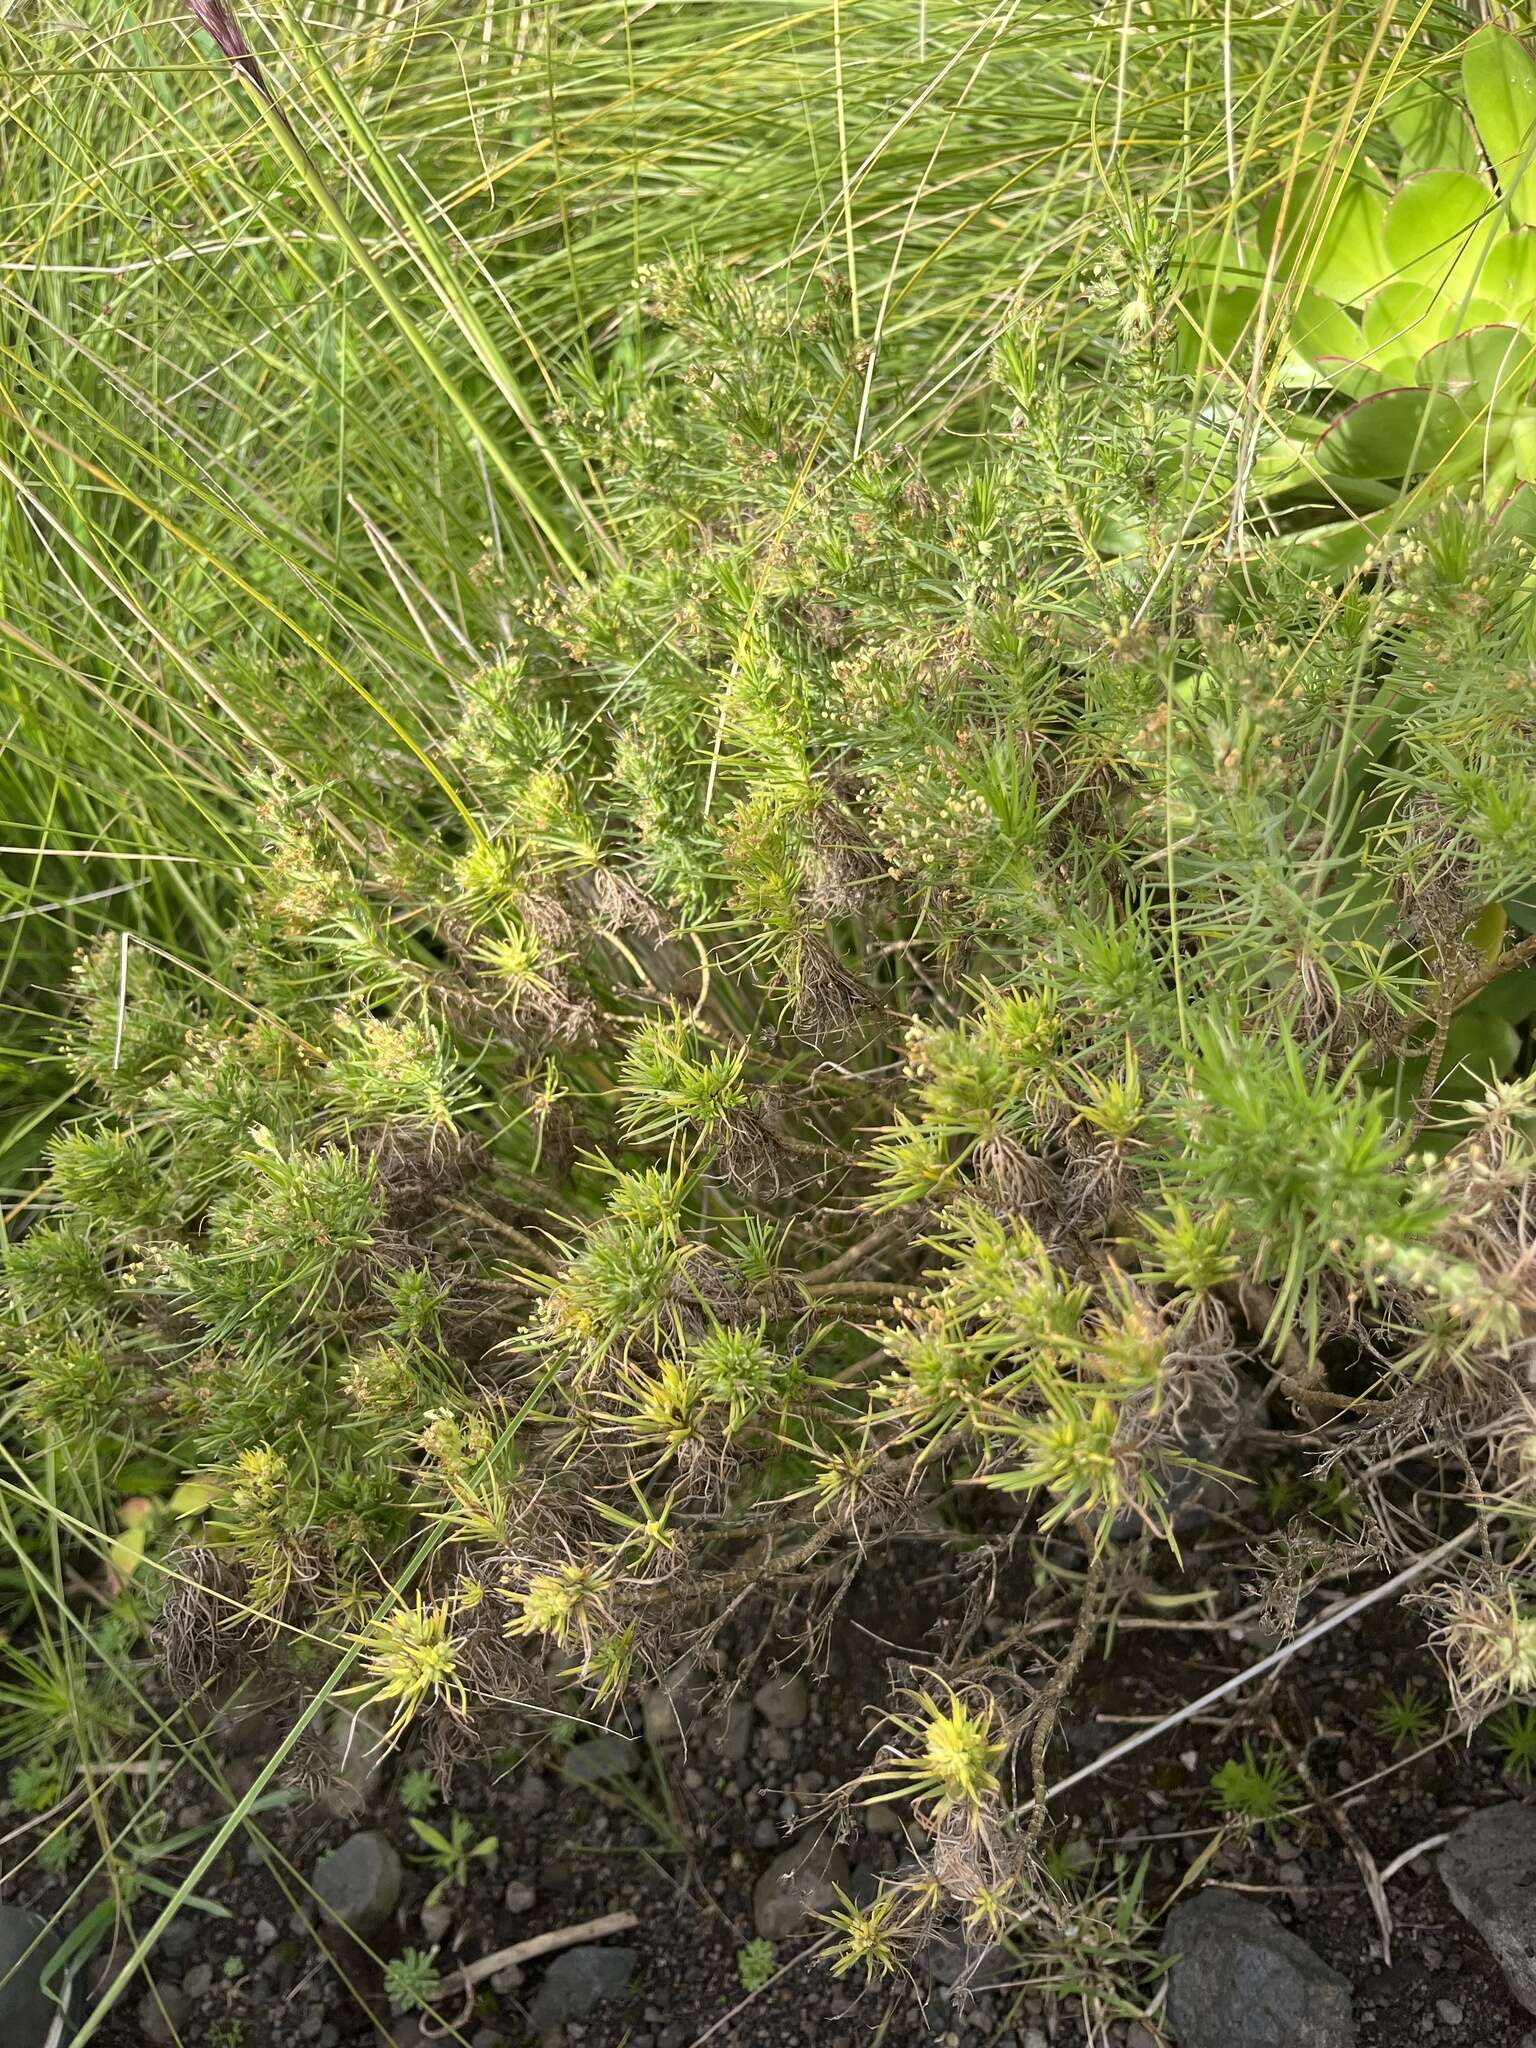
384,1947,439,2015
1490,1702,1536,1779
1209,1744,1300,1838
1373,1683,1437,1748
408,1811,498,1907
398,1767,439,1816
736,1937,776,1991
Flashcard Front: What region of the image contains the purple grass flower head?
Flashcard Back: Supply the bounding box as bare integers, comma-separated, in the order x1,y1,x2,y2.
185,0,267,92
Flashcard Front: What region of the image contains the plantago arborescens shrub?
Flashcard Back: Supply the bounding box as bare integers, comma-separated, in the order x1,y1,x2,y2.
10,229,1536,1975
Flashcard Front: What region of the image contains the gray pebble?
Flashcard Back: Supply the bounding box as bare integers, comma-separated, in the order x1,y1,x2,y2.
753,1673,809,1730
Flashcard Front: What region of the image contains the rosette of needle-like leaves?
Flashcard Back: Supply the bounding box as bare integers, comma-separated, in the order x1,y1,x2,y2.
830,1681,1033,1975
1182,26,1536,574
864,1684,1010,1820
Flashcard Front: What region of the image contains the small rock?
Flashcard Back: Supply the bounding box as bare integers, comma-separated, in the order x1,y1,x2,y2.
751,1818,781,1849
1441,1804,1536,2015
1163,1888,1355,2048
420,1898,454,1945
137,1984,189,2046
753,1673,809,1730
922,1934,1008,1989
643,1664,704,1743
311,1830,403,1942
504,1879,537,1916
561,1733,641,1787
1437,2001,1464,2027
158,1914,199,1961
1124,2028,1158,2048
753,1832,850,1941
702,1699,754,1764
490,1963,525,1995
0,1906,69,2047
182,1963,214,2000
255,1917,279,1947
865,1802,905,1838
527,1944,637,2032
514,1772,552,1817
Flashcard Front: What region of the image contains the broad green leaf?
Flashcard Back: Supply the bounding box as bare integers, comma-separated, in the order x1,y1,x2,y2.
1361,284,1507,378
107,1521,147,1583
1496,476,1536,536
1291,288,1365,369
1313,387,1468,478
1464,962,1536,1019
1440,1007,1522,1094
1375,1004,1521,1127
1384,169,1501,300
1311,356,1389,400
1182,222,1265,287
1464,901,1508,962
1479,226,1536,313
1385,82,1482,177
1415,323,1536,407
170,1476,221,1516
1288,290,1377,392
1463,24,1536,224
1176,283,1259,375
1258,168,1391,304
1271,512,1387,581
1506,409,1536,478
1361,281,1447,378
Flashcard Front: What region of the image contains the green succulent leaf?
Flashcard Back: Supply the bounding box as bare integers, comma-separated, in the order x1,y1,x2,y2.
1361,281,1450,379
1506,410,1536,480
1312,386,1469,479
1415,323,1536,409
1463,24,1536,226
1273,514,1386,579
1496,476,1536,539
1384,168,1502,301
1177,282,1261,374
1479,226,1536,314
1377,1004,1522,1126
1291,288,1368,377
1259,165,1391,304
1385,81,1482,178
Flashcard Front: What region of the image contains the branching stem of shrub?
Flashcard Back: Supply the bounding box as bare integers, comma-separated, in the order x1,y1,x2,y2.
439,1197,562,1272
1021,1550,1107,1855
800,1215,910,1285
1411,930,1536,1135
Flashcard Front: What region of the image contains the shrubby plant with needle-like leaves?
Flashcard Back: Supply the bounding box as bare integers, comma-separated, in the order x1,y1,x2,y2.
10,214,1536,1988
